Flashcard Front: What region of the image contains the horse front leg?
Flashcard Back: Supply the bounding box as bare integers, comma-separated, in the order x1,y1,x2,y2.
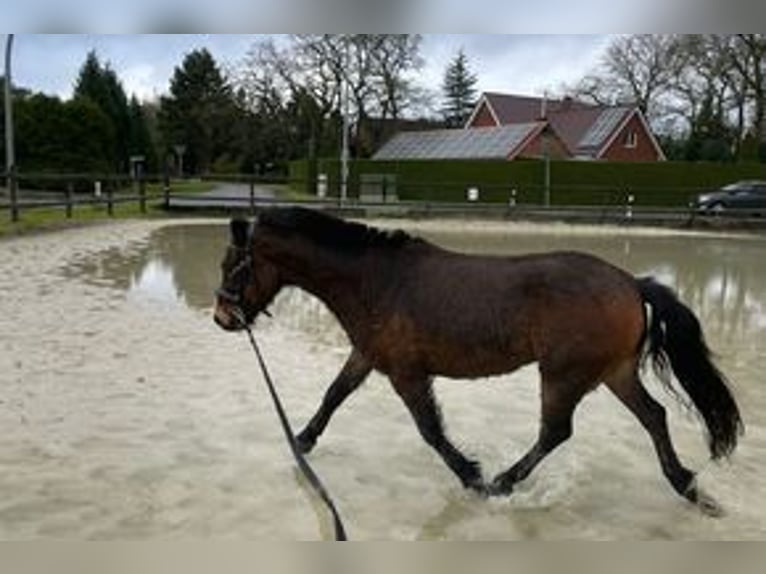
296,349,372,454
391,375,485,494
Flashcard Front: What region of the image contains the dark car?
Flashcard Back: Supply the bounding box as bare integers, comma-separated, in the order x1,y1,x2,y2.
694,180,766,214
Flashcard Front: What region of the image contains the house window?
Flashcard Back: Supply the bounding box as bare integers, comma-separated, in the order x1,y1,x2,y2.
623,130,638,148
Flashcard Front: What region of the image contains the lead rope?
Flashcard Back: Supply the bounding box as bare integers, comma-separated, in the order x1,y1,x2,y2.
234,311,348,541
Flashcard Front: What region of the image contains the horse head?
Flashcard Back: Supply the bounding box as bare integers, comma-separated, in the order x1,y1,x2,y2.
213,217,281,331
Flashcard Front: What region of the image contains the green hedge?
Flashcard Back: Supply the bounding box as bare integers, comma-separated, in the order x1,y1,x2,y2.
290,159,766,207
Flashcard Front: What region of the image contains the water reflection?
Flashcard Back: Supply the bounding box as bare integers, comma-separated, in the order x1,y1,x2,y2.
62,224,228,311
61,222,766,343
129,259,181,306
424,227,766,344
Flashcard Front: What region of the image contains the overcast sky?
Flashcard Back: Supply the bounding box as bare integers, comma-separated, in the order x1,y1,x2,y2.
9,34,612,104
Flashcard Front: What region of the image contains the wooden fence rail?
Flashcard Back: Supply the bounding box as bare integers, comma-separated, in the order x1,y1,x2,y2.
3,171,766,231
0,171,168,222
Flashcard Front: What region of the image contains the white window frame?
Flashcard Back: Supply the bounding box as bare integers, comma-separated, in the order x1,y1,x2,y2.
623,130,638,148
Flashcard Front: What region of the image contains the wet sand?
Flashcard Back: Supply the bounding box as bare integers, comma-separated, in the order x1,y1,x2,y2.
1,218,765,539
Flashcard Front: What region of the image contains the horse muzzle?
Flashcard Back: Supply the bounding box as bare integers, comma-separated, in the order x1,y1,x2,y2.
214,303,246,331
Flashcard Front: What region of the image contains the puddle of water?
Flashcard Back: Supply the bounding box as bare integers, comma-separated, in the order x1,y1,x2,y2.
63,222,766,345
62,223,229,311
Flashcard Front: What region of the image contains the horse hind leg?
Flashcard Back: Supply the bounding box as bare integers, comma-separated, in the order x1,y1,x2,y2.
489,371,589,496
605,364,723,516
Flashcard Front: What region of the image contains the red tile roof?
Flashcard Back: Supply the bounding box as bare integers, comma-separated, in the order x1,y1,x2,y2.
481,92,593,124
475,93,634,158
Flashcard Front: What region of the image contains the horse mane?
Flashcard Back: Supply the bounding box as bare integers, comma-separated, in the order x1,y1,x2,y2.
258,207,418,253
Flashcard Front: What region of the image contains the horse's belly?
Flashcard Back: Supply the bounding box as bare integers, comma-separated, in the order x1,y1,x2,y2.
366,312,535,379
427,346,535,379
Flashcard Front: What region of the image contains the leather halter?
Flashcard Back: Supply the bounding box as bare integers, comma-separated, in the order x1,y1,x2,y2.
215,221,255,305
215,247,252,305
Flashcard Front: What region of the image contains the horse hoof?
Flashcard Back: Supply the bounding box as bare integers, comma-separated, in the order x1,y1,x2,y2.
464,478,490,498
295,432,316,454
487,477,514,497
695,490,725,518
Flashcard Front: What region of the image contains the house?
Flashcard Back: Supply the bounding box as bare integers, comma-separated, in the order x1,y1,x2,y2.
373,92,665,162
466,92,666,161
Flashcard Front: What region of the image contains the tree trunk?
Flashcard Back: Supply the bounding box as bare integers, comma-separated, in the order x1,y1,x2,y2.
754,61,765,142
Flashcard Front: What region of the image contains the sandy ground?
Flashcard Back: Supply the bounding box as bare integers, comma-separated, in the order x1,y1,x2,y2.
0,219,764,540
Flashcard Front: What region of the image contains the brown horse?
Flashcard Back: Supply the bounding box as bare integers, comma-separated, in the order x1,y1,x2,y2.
214,207,742,514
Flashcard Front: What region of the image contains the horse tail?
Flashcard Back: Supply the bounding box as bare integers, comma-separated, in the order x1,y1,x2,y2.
637,277,743,460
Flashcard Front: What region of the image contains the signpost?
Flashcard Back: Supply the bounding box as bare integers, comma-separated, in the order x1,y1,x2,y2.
173,145,186,178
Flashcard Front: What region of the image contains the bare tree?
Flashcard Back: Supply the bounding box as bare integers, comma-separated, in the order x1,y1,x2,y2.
571,35,687,127
606,35,687,117
239,37,336,117
369,34,423,121
569,73,615,107
669,37,730,128
726,34,766,143
240,35,423,121
566,34,766,160
237,34,424,157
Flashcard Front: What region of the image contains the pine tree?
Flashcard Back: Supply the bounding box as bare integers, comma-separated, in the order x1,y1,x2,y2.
441,49,478,128
158,48,237,174
128,96,157,172
73,51,132,172
13,93,115,176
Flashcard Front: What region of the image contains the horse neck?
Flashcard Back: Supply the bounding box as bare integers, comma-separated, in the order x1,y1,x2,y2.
272,243,374,332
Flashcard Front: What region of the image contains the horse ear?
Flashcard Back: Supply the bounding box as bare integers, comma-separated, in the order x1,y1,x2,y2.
230,218,249,247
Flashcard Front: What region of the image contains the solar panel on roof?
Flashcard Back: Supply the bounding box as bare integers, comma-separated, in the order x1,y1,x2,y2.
373,124,541,160
578,108,628,150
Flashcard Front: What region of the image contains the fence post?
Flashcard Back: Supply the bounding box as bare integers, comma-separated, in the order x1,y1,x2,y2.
106,180,114,217
163,162,171,210
139,175,147,214
164,181,170,210
66,182,74,218
9,166,19,222
249,178,256,214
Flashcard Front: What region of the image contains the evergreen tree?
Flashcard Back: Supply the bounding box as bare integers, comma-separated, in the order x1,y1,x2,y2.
73,51,132,172
14,93,115,175
127,96,157,172
685,94,734,162
441,49,478,128
158,48,238,174
1,78,31,169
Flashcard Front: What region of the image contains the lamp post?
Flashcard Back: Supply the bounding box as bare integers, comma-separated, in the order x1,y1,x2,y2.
4,34,17,221
4,34,13,174
543,124,551,207
340,36,350,205
539,91,551,208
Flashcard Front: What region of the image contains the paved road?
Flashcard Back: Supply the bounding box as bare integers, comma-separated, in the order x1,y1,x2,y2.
167,182,276,209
